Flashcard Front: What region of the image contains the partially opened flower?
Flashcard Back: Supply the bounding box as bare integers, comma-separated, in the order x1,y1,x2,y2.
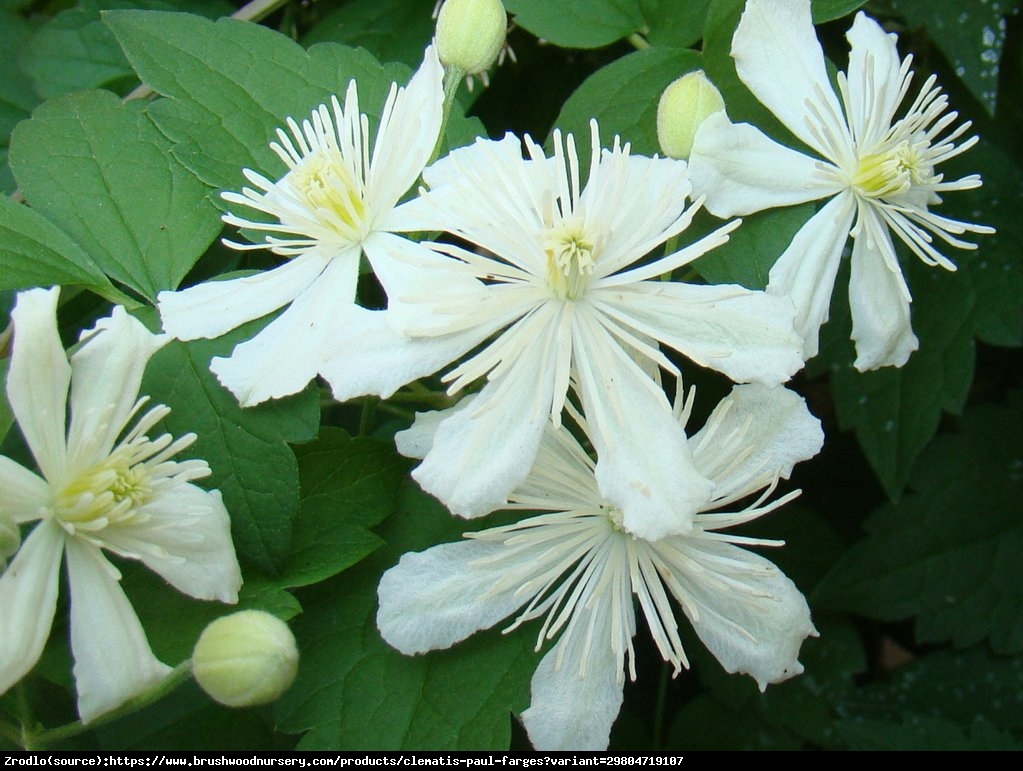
688,0,993,370
157,46,444,407
378,382,822,750
0,288,241,722
323,122,804,540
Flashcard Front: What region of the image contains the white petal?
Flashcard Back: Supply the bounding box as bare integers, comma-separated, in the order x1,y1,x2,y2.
572,312,713,539
849,208,918,370
689,112,837,218
65,539,172,723
0,521,63,697
0,456,49,523
691,384,824,502
210,254,359,406
8,287,70,483
520,634,623,751
366,45,444,220
767,191,857,359
668,538,815,691
845,12,905,146
66,307,167,466
100,485,241,603
157,251,331,342
409,317,560,519
732,0,849,159
318,306,486,402
376,539,528,655
597,282,804,386
394,396,475,461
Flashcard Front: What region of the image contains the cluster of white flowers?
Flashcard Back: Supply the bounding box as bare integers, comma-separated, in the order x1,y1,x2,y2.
0,0,988,750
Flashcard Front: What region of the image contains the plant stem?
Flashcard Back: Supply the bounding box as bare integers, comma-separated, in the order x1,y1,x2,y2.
627,32,651,50
24,662,191,750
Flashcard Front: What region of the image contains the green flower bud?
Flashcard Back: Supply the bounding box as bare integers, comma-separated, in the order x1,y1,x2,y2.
436,0,507,75
656,70,725,160
192,610,298,708
0,513,19,570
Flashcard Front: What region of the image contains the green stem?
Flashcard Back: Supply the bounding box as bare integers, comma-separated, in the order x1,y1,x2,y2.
25,662,191,750
427,66,467,167
359,396,378,436
627,32,651,50
387,388,455,409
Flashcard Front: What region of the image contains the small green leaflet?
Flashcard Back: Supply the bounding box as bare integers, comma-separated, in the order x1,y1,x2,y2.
504,0,645,49
301,0,435,68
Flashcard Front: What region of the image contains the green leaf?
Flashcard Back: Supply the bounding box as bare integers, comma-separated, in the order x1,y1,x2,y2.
0,359,12,444
18,0,232,101
692,204,814,290
835,714,1021,751
9,90,222,301
640,0,710,49
816,392,1023,653
504,0,644,49
275,482,536,750
140,322,320,574
823,140,1022,497
554,47,702,155
106,11,419,194
836,646,1023,736
0,11,38,142
0,195,118,297
302,0,435,68
280,428,410,588
892,0,1018,115
811,0,867,23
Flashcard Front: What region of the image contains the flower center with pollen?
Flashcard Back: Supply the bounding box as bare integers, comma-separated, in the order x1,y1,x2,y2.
54,449,152,530
288,149,366,234
544,222,595,301
852,137,934,199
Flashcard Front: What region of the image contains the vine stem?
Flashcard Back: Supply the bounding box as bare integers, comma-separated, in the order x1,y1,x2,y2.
19,662,192,750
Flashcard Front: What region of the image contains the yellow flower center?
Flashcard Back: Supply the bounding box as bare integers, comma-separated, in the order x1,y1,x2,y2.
288,149,366,233
544,223,595,301
603,504,626,533
54,449,152,528
852,138,933,198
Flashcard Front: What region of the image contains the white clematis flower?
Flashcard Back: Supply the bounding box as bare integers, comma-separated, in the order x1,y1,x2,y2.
325,122,804,540
688,0,993,370
378,382,822,750
0,288,242,722
157,46,444,407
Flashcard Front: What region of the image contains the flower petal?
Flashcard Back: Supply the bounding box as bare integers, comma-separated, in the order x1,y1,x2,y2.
65,539,172,722
767,191,857,360
595,282,804,386
691,384,824,503
845,11,905,147
157,251,331,342
318,306,486,402
732,0,849,160
688,112,837,218
66,307,167,466
7,287,70,483
520,630,623,751
394,396,475,461
572,311,713,539
0,521,63,697
100,484,241,604
368,45,445,221
408,314,560,519
210,253,359,406
849,207,918,370
376,539,528,655
0,456,49,523
666,538,816,691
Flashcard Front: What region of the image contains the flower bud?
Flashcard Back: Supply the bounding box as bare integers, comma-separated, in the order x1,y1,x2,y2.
192,610,298,708
656,70,725,160
436,0,507,75
0,513,19,570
